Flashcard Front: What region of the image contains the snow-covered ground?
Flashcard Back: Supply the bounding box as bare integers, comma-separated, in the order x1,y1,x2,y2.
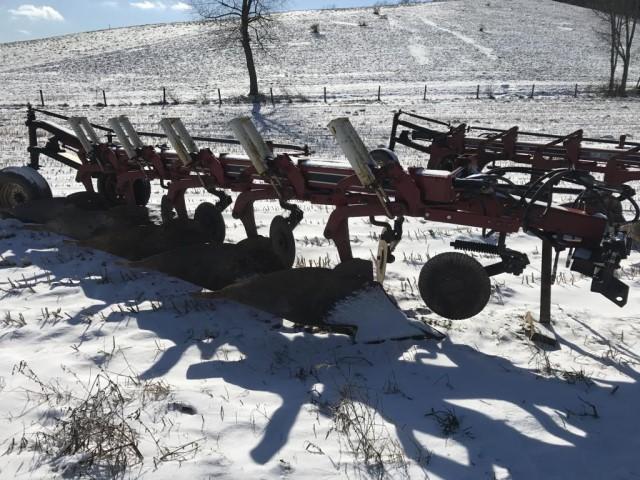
1,0,640,478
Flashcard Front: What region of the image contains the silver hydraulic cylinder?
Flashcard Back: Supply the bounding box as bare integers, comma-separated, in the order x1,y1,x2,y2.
159,117,197,166
68,116,100,153
327,117,377,188
119,116,144,149
328,117,392,218
108,117,136,159
228,116,272,175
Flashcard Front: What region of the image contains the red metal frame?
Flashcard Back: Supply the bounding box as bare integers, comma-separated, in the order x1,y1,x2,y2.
23,107,636,308
390,110,640,186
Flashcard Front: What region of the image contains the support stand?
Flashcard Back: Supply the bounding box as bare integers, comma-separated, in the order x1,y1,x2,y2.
523,239,558,348
539,239,552,325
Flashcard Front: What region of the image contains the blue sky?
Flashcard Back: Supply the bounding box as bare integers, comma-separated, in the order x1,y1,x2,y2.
0,0,383,43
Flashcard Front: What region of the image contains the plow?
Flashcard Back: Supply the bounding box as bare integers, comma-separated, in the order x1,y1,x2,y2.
0,106,638,337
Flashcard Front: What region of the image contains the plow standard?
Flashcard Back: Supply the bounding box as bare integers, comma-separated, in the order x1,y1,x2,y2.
0,107,637,323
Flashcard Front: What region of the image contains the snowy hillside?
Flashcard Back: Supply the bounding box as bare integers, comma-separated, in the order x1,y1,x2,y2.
0,0,638,105
0,0,639,479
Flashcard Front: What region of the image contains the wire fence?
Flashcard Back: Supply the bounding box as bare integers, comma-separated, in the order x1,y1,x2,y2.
1,81,626,109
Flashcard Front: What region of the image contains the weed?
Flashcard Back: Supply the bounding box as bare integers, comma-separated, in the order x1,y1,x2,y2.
2,311,26,328
425,407,474,438
561,368,593,387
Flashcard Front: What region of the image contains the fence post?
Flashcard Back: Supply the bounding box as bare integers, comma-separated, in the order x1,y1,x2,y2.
102,90,107,107
218,88,222,106
377,85,381,101
574,84,578,98
324,86,327,103
270,87,274,106
476,85,480,99
530,84,535,99
39,89,45,107
423,84,427,100
163,87,167,105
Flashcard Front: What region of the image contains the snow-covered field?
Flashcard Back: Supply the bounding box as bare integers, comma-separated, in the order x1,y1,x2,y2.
1,0,639,478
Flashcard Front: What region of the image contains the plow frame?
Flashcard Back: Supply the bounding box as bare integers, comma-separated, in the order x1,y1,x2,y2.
19,106,638,319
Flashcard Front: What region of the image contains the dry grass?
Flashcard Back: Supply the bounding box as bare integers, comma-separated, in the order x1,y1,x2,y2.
330,383,410,479
33,372,143,478
7,361,197,479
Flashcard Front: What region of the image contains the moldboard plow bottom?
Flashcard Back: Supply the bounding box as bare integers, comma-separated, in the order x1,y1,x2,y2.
196,259,438,343
0,106,636,335
1,193,433,342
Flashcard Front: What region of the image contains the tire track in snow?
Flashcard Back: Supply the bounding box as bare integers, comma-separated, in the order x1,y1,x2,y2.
419,18,497,60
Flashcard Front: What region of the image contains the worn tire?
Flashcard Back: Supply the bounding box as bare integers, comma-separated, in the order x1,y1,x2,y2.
418,252,491,320
0,166,52,209
194,202,226,245
269,215,296,269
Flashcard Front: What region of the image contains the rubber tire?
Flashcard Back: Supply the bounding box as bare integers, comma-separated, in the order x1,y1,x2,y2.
194,202,226,245
160,195,175,224
132,178,152,207
97,175,151,207
97,174,121,206
418,252,491,320
0,167,52,209
269,215,296,269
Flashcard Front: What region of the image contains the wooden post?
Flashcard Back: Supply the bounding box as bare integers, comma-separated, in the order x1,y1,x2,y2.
163,87,167,105
218,88,222,106
377,85,381,101
539,240,552,325
574,84,578,97
530,84,535,98
270,87,274,105
39,89,45,107
423,84,427,100
476,84,480,99
324,86,327,103
102,90,107,106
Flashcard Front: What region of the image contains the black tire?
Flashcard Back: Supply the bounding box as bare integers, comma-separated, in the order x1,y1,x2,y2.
97,174,122,206
160,195,175,224
0,166,52,209
418,252,491,320
97,175,151,207
194,202,226,245
132,178,152,207
269,215,296,269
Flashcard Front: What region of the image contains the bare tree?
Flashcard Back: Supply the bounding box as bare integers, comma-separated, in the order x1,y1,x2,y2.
614,10,637,95
189,0,285,100
594,8,622,94
594,2,638,95
556,0,639,96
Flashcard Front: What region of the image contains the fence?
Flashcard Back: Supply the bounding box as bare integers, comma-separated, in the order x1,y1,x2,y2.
22,82,611,110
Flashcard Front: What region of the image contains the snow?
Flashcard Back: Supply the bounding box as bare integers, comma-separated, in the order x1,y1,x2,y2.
1,0,640,478
418,18,497,60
